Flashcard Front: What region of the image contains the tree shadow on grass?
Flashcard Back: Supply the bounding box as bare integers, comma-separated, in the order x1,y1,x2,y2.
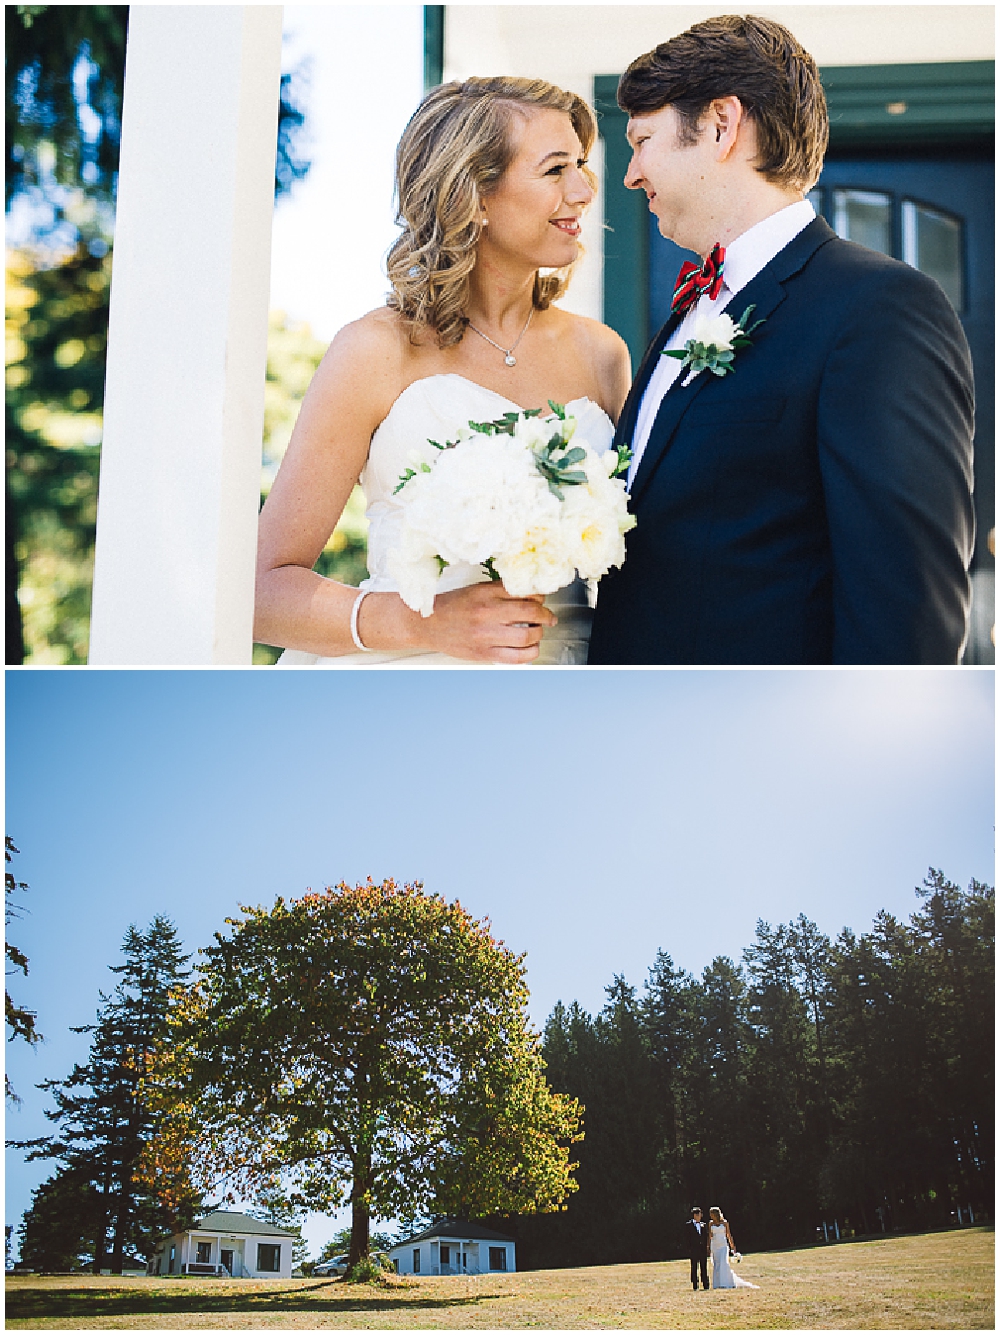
6,1281,508,1322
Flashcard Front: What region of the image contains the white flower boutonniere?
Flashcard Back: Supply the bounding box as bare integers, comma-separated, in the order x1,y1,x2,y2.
663,304,766,387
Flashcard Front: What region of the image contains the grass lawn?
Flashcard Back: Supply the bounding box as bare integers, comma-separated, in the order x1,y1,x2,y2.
6,1226,993,1329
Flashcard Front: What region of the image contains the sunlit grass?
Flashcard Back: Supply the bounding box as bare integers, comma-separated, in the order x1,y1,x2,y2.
6,1226,993,1328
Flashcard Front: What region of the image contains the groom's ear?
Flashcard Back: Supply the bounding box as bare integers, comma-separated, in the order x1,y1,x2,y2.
707,96,745,161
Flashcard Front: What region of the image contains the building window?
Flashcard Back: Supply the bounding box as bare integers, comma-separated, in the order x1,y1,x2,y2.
257,1243,281,1272
412,1248,420,1273
832,188,893,256
440,1244,450,1268
489,1247,507,1272
196,1242,211,1264
169,1245,176,1275
901,200,964,310
392,1258,399,1274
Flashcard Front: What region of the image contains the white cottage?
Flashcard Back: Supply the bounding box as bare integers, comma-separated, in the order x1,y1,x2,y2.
389,1220,515,1277
148,1210,296,1279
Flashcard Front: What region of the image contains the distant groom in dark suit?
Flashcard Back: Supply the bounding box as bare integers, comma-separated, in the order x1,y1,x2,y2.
589,15,975,665
684,1206,710,1290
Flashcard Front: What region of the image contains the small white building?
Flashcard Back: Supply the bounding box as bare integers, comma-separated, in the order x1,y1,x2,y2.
389,1220,515,1277
148,1210,296,1279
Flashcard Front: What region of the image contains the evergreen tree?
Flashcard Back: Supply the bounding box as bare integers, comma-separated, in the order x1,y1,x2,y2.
17,1165,104,1271
14,916,195,1272
5,837,41,1102
743,920,822,1243
641,951,699,1212
529,873,992,1269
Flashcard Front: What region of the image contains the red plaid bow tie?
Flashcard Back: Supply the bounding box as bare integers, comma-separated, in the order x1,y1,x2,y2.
671,243,726,316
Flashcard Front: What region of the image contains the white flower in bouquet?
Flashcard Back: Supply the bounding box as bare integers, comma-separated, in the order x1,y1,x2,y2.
389,403,635,616
494,519,577,598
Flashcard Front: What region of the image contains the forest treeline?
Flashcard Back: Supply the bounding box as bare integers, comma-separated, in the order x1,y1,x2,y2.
491,870,993,1270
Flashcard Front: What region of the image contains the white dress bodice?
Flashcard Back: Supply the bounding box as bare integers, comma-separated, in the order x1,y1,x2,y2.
279,374,616,666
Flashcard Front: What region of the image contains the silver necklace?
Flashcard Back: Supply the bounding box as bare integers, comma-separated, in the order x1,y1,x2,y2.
466,306,534,366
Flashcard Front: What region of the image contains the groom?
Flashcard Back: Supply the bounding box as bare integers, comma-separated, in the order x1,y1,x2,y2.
588,15,976,665
684,1206,710,1290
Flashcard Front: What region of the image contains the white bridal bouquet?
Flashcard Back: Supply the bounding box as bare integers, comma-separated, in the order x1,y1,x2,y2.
385,402,636,617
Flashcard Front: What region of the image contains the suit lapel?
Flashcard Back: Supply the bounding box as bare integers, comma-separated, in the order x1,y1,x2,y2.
613,312,683,454
626,216,836,506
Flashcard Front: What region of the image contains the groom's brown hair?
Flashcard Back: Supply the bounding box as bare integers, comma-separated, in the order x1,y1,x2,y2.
617,15,829,193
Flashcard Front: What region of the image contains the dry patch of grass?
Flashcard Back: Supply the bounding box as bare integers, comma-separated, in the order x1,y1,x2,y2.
6,1226,993,1329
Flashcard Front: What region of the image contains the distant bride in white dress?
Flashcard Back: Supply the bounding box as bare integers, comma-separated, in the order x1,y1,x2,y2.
255,76,631,665
709,1207,759,1289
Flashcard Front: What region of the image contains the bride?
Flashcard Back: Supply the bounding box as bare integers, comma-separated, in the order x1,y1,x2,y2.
254,76,631,665
709,1207,759,1289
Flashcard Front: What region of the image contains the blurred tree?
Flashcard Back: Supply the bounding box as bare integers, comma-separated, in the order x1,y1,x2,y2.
6,244,107,662
5,837,42,1103
154,880,582,1269
12,916,196,1273
6,4,312,663
252,311,369,664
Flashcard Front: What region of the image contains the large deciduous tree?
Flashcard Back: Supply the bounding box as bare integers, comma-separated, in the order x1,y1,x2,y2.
156,880,583,1267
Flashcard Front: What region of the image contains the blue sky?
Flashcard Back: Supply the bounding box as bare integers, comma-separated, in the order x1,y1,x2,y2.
5,667,994,1254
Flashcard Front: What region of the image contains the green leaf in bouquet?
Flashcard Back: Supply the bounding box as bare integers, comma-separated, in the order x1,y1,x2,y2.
547,400,567,419
613,442,633,478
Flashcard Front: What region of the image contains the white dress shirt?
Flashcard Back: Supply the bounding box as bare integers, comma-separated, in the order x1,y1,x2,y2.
628,199,816,486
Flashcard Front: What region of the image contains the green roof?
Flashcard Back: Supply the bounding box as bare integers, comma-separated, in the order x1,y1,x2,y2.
190,1210,297,1238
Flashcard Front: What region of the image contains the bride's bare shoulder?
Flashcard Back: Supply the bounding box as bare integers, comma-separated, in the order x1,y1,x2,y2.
552,308,632,418
323,306,413,373
305,307,415,422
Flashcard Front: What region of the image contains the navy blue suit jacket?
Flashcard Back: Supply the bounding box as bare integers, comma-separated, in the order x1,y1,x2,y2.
588,217,975,664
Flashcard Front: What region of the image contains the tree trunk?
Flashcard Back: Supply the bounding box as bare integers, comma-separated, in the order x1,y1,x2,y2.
348,1182,370,1268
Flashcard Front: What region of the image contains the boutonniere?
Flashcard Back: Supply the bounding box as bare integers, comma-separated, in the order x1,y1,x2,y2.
663,305,765,387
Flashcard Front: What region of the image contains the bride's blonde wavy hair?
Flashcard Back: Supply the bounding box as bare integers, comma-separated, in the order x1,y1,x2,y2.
386,76,598,348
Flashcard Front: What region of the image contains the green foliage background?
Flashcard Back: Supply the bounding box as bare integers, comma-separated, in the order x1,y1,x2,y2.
253,316,369,666
6,4,354,665
500,870,994,1270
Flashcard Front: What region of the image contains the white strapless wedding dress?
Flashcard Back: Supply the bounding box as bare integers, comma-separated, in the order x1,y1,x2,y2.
279,374,615,666
710,1224,759,1289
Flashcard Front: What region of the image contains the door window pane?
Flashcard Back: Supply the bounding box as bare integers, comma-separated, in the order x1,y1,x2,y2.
196,1241,211,1263
832,188,892,255
902,200,963,310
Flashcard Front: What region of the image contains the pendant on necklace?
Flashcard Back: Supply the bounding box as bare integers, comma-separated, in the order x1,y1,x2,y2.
505,354,516,367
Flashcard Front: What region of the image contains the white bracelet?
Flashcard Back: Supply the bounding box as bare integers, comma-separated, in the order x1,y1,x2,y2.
350,589,371,652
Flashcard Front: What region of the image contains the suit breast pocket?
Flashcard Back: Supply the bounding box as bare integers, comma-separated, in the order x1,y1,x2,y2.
685,394,787,426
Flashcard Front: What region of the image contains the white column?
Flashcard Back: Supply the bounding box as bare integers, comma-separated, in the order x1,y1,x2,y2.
89,6,283,664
